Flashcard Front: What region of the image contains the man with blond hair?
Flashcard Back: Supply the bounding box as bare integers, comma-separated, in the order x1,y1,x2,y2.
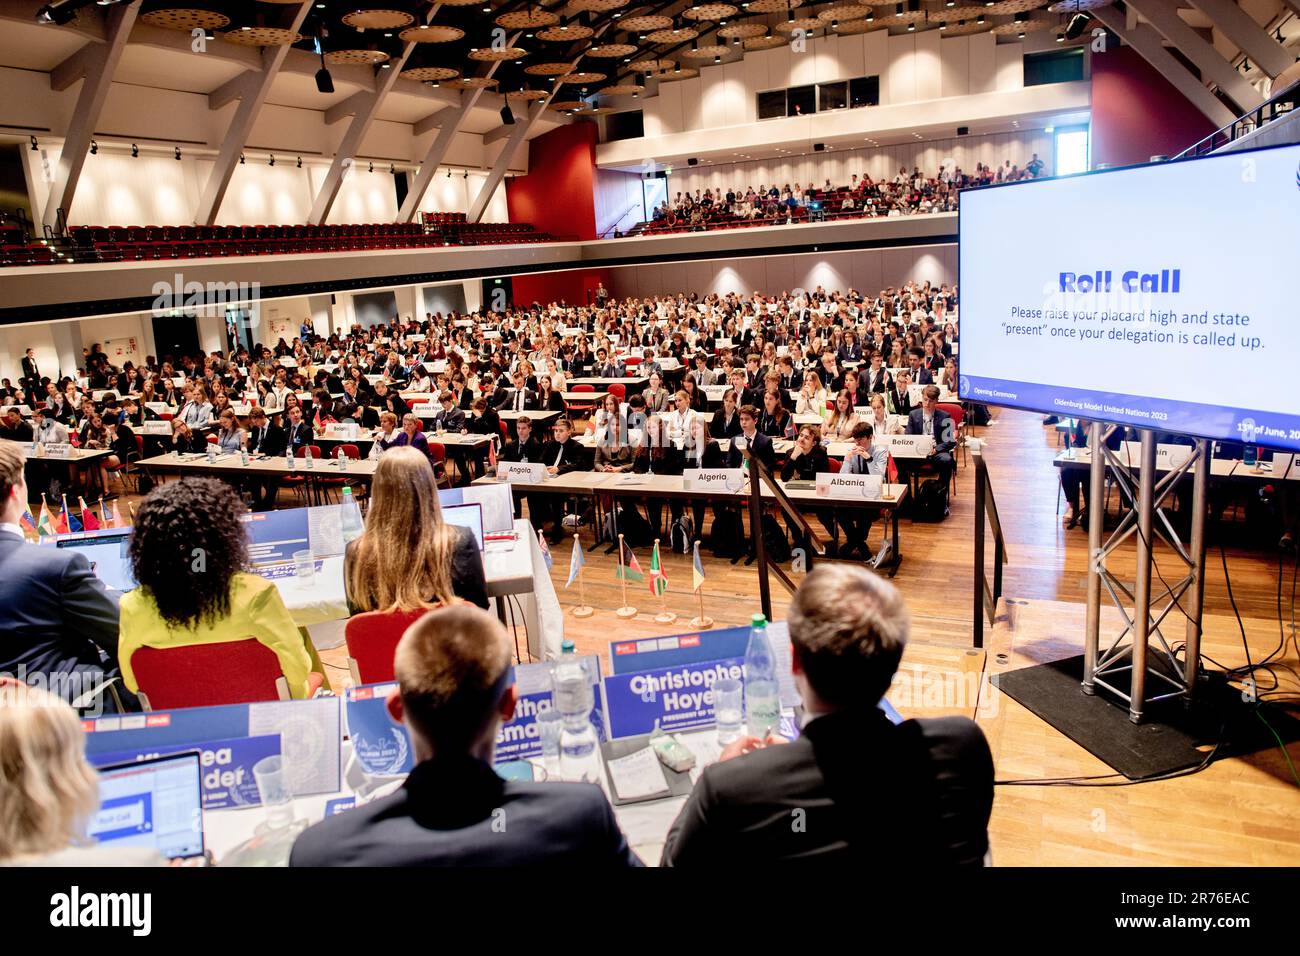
290,604,641,867
661,564,992,866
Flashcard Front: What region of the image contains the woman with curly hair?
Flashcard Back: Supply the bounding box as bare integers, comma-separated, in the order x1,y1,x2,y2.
117,478,318,699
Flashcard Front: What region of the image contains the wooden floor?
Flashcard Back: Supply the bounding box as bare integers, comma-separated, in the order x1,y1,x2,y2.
527,408,1300,866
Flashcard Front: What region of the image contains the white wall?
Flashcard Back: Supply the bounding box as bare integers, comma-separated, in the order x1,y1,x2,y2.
665,129,1053,197
642,32,1025,137
605,245,956,300
3,64,518,227
594,168,645,237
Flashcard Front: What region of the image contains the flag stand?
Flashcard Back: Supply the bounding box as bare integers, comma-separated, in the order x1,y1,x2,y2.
571,533,594,617
615,532,637,618
650,538,675,623
654,589,677,624
689,587,713,629
689,540,713,629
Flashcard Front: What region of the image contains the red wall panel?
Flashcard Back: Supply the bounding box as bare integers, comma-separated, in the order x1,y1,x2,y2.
1090,45,1218,169
505,122,604,306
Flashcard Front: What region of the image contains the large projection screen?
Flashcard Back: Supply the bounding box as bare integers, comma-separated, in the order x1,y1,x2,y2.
957,142,1300,453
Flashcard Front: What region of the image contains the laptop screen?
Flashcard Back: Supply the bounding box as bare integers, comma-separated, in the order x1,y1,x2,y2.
439,483,514,536
442,502,484,551
88,752,206,860
54,529,135,592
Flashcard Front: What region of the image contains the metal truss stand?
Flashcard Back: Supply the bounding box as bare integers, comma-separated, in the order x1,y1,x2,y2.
1082,424,1209,723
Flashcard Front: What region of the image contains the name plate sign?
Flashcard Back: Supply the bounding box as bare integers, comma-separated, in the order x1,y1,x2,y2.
884,434,934,458
499,461,547,484
815,471,883,500
42,442,73,459
682,468,746,494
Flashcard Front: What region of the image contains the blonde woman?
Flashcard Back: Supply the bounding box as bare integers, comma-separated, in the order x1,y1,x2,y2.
868,393,899,434
794,371,829,415
824,389,861,440
344,446,488,613
0,680,163,866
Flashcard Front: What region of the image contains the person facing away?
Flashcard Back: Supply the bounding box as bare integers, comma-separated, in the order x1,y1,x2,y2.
0,441,125,711
661,563,994,866
344,446,488,613
117,477,317,700
289,604,642,867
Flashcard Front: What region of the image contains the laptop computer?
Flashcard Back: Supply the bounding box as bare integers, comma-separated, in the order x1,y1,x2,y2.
53,528,136,592
88,751,206,861
442,502,485,551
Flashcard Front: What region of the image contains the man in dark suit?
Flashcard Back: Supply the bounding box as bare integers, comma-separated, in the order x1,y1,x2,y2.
904,384,955,496
907,348,934,386
430,391,466,433
20,349,40,393
539,417,587,542
284,405,313,452
246,407,287,511
661,563,993,866
494,371,537,412
290,605,640,867
720,405,776,473
0,440,131,712
862,350,891,394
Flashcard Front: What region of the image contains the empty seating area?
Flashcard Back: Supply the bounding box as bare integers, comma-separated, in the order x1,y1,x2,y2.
0,218,569,267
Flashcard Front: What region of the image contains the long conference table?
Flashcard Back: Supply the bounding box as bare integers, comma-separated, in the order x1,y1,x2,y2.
473,469,909,575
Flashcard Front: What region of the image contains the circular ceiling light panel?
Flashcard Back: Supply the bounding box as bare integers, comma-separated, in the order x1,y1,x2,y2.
620,14,673,30
558,71,608,84
682,3,740,20
468,46,529,61
682,44,731,59
496,9,561,28
742,34,788,49
140,8,230,31
744,0,804,11
442,76,500,89
586,43,638,57
525,61,575,75
646,26,700,42
340,9,414,30
401,66,461,81
324,48,391,65
537,23,596,40
718,21,768,38
399,24,465,41
220,28,304,46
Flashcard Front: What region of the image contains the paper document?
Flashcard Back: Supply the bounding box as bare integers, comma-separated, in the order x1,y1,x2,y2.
607,747,672,801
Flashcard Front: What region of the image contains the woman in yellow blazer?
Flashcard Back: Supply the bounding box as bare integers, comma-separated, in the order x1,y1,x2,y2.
118,477,317,699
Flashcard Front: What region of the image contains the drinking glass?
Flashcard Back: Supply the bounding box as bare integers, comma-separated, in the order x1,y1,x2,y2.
713,678,743,745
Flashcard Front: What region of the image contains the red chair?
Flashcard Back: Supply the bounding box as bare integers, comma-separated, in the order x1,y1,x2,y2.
607,383,626,402
344,608,430,684
623,356,642,370
130,639,325,710
567,383,596,417
937,402,968,470
427,441,451,488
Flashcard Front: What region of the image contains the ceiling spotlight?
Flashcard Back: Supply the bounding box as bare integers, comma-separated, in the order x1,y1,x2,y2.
1064,12,1089,40
297,156,303,168
240,153,246,164
1045,125,1055,133
29,135,38,151
368,161,373,172
501,104,515,125
714,53,721,62
447,168,451,178
89,140,97,155
269,154,275,166
174,146,181,161
463,169,468,179
35,2,79,25
316,64,334,93
130,143,138,158
908,21,916,31
389,163,395,174
380,62,390,69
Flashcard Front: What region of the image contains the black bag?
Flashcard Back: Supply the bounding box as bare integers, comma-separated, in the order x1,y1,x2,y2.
913,478,950,522
761,513,791,563
617,505,655,548
669,514,694,554
710,508,745,558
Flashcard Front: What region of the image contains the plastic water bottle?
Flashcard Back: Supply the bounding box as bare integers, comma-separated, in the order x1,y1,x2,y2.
552,640,599,782
340,486,364,543
1244,444,1257,467
206,442,216,463
743,613,780,740
286,447,295,471
241,449,249,467
304,444,314,469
